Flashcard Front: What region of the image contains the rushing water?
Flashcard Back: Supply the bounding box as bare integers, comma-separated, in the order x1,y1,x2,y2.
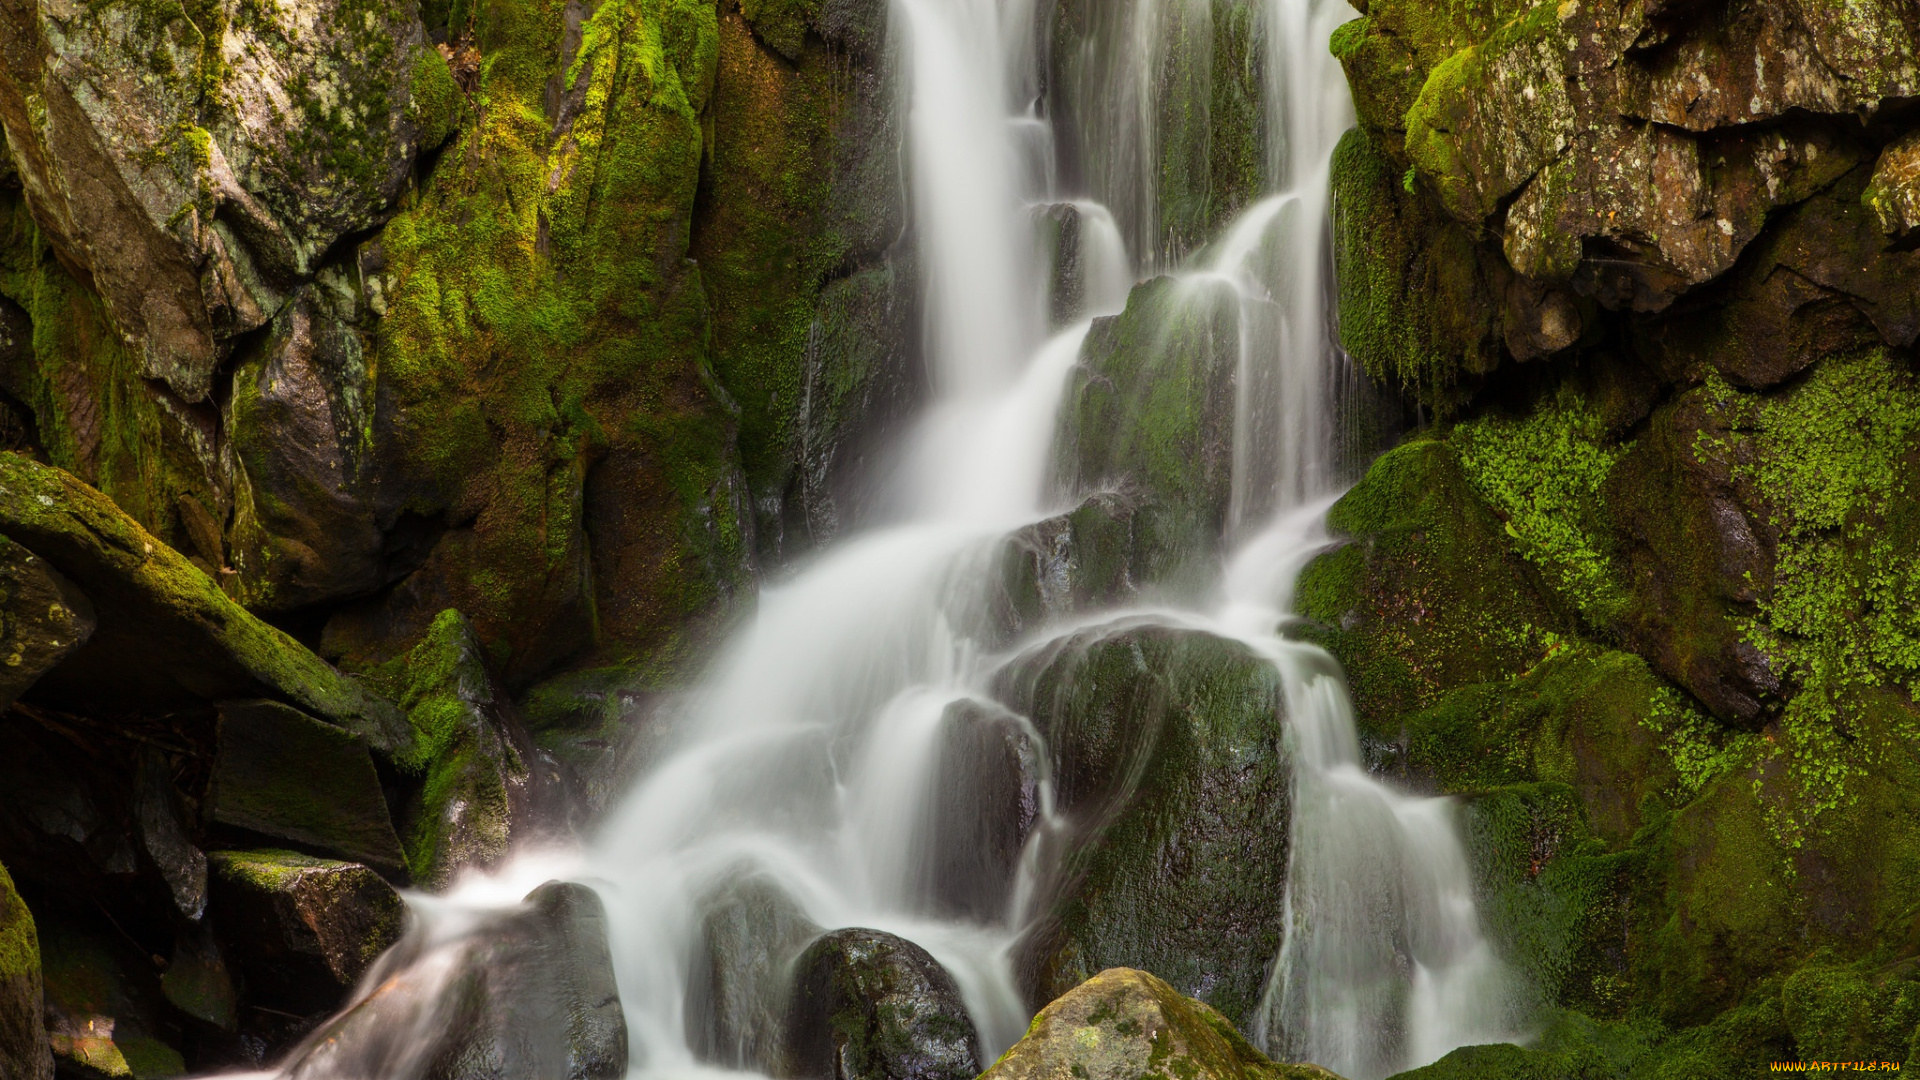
236,1,1524,1078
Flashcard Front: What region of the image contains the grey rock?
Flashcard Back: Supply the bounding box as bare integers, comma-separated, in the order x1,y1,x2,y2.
688,874,821,1072
135,749,207,921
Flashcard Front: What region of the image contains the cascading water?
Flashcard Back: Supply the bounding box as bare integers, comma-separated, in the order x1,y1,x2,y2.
226,2,1523,1079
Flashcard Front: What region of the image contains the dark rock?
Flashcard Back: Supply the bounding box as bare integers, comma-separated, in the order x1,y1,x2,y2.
160,923,236,1033
998,621,1290,1028
0,454,411,756
425,880,626,1080
208,849,406,1014
783,927,979,1080
0,860,51,1080
207,700,405,873
992,492,1150,642
981,968,1342,1080
0,533,94,712
0,714,142,895
919,700,1040,924
39,911,186,1079
1052,276,1239,596
688,874,821,1072
135,751,207,921
393,610,541,890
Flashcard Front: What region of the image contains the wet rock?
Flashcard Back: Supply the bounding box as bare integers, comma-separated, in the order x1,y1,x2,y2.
1052,276,1239,595
1865,132,1920,240
688,875,821,1072
0,454,411,756
394,610,539,890
207,700,405,874
425,881,626,1080
783,927,979,1080
0,533,93,712
982,968,1341,1080
208,850,406,1014
0,861,51,1080
0,0,443,402
39,912,186,1080
921,700,1040,923
998,622,1290,1028
993,492,1151,640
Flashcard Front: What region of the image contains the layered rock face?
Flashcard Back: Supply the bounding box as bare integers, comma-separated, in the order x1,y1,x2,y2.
1314,0,1920,1072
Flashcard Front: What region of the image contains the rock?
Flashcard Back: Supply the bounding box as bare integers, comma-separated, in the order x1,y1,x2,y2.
134,750,207,921
39,912,186,1080
1294,438,1566,740
783,927,979,1080
980,968,1342,1080
0,453,411,756
394,610,538,890
999,622,1290,1028
1865,131,1920,239
992,491,1151,641
1052,276,1239,595
207,700,405,873
0,714,143,895
160,923,236,1033
0,861,51,1080
0,0,441,402
687,874,821,1072
208,850,406,1014
0,532,93,711
422,880,625,1080
920,700,1040,923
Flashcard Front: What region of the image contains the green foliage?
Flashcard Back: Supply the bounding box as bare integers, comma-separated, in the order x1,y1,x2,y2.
1453,391,1630,628
1781,958,1920,1062
1641,683,1757,802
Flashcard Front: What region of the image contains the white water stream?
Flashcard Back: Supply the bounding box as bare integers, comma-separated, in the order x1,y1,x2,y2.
234,1,1523,1078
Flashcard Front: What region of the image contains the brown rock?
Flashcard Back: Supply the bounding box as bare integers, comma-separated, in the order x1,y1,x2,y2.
209,849,405,1013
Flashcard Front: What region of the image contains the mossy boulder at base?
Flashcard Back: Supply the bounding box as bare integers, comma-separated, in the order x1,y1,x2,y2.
38,911,186,1079
783,927,980,1080
0,454,411,754
208,849,406,1015
206,700,406,874
0,860,51,1080
0,532,92,711
1001,621,1290,1028
981,968,1344,1080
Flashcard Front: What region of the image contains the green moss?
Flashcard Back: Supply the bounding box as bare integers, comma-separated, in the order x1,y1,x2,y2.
1781,959,1920,1061
408,46,460,148
1453,389,1631,629
0,860,38,984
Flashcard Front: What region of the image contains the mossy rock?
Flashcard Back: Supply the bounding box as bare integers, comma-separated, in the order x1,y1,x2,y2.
208,849,405,1015
1294,438,1563,743
207,700,406,874
0,532,94,712
0,861,50,1080
38,911,184,1080
784,927,980,1080
982,968,1343,1080
1001,621,1289,1028
0,453,411,754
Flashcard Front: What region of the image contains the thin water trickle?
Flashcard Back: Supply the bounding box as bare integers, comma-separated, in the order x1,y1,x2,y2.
226,1,1525,1078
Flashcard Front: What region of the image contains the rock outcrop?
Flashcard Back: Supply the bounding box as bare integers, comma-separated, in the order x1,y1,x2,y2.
0,861,50,1080
784,928,981,1080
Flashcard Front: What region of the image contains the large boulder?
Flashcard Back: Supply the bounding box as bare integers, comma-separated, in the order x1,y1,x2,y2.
0,860,50,1080
0,453,410,754
208,850,406,1015
981,968,1342,1080
783,928,980,1080
0,0,447,402
1000,621,1290,1028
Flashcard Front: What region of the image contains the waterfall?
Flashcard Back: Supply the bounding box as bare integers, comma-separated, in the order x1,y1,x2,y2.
224,1,1522,1078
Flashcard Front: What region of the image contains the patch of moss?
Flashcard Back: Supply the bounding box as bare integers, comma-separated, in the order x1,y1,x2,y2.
0,860,38,985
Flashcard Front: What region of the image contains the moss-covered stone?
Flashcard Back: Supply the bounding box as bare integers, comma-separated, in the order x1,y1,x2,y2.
208,849,405,1013
0,860,51,1080
393,609,533,888
207,699,406,873
1002,622,1289,1028
1294,437,1563,741
784,927,980,1080
981,968,1342,1080
39,912,184,1079
0,453,411,753
0,531,92,711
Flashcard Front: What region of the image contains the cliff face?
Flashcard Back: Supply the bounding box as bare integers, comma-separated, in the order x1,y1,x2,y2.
1315,0,1920,1069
